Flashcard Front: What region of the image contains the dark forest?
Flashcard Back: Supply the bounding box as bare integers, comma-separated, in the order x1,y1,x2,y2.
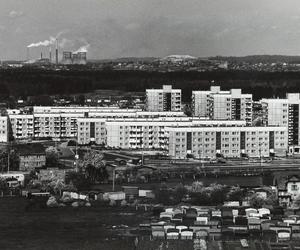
1,68,300,102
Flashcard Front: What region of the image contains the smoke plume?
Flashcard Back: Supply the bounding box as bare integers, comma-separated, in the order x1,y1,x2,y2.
27,31,67,48
27,37,56,48
73,44,90,53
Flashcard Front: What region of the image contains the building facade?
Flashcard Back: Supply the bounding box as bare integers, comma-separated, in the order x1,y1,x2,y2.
14,143,46,171
77,117,246,149
77,118,107,145
9,114,34,139
192,86,253,125
262,93,300,149
8,107,186,140
33,113,83,139
167,125,287,159
0,116,8,142
146,85,181,112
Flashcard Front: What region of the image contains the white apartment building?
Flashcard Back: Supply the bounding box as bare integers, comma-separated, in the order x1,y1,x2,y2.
88,111,186,118
77,117,246,148
77,118,107,145
167,125,287,159
9,113,83,139
9,114,34,139
146,85,181,112
261,93,300,149
8,107,187,140
192,86,253,125
0,116,8,142
33,113,84,139
33,106,141,114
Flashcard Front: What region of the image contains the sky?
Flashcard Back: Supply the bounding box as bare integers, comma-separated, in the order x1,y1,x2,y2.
1,0,300,60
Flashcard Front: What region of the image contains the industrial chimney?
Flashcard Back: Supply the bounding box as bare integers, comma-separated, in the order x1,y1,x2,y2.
49,46,52,63
55,39,58,64
26,47,30,61
41,52,43,59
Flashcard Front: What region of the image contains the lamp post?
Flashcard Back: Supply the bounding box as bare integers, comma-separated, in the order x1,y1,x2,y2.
7,141,11,174
112,168,115,191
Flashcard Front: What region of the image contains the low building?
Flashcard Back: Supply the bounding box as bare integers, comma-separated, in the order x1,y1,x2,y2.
0,172,28,186
278,176,300,207
14,143,46,171
38,168,66,182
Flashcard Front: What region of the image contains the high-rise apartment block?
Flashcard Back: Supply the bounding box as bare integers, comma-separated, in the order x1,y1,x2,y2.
192,86,253,125
262,93,300,150
146,85,181,112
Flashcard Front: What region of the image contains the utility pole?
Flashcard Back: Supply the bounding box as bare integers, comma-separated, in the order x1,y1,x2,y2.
7,142,10,174
112,168,115,191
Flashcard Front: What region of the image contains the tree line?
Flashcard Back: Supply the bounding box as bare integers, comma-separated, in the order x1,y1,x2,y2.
2,68,300,103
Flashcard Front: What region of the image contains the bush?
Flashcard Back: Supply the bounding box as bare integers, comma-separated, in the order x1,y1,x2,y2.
120,200,127,207
109,199,116,207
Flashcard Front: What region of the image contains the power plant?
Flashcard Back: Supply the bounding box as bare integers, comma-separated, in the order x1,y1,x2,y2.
25,37,88,65
62,51,87,65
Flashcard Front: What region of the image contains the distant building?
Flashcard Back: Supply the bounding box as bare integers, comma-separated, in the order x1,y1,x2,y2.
192,86,253,126
9,114,34,139
72,52,87,65
77,117,107,145
261,93,300,151
0,116,8,142
61,51,87,65
77,117,246,149
167,125,287,159
146,85,181,112
14,143,46,171
278,176,300,207
39,168,66,182
61,51,72,64
8,107,186,140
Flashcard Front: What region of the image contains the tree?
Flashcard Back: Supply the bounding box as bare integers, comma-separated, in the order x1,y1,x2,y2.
292,195,300,208
0,148,19,172
249,194,265,208
65,171,91,191
227,186,245,201
80,150,108,183
187,182,227,206
77,95,85,106
0,178,8,196
208,183,227,205
173,183,188,203
45,146,59,168
153,183,173,205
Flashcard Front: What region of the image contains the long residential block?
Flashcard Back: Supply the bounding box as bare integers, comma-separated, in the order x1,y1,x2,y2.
167,125,287,159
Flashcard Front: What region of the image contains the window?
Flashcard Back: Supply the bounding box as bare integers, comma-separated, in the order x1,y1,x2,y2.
291,184,298,191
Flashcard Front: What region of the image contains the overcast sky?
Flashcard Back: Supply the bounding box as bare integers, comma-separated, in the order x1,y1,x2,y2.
1,0,300,60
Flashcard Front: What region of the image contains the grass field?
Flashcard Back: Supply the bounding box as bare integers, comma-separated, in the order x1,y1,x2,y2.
0,197,145,250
